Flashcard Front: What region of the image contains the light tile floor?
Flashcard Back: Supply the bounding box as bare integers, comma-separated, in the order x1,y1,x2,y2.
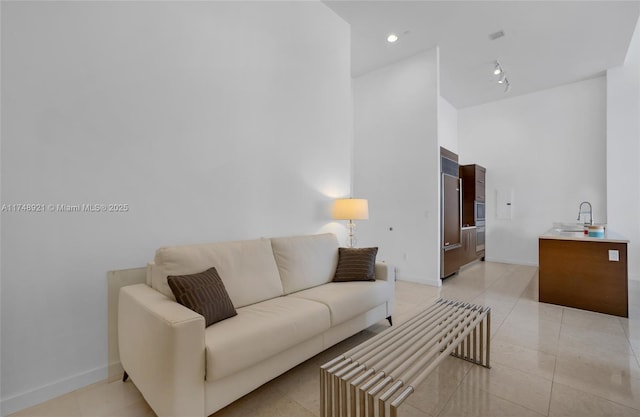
10,261,640,417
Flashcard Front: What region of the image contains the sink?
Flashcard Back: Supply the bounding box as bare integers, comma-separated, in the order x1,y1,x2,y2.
555,227,585,233
552,222,606,233
553,223,585,233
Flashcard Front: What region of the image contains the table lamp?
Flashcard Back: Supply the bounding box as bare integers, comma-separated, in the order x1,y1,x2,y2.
332,198,369,247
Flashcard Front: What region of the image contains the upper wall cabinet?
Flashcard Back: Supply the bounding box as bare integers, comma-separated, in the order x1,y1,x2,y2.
460,164,486,226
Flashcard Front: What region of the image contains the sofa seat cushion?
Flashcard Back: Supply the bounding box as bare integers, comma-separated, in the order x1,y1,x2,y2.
204,296,330,381
288,281,393,326
271,234,339,294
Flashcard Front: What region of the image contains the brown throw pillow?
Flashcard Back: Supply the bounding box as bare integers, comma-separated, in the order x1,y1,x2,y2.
333,247,378,282
168,267,237,326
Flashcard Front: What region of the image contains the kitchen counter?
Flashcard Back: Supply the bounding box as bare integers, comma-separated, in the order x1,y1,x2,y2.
540,228,628,244
539,228,629,317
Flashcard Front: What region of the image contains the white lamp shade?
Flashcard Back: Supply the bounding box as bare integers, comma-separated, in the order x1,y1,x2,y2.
332,198,369,220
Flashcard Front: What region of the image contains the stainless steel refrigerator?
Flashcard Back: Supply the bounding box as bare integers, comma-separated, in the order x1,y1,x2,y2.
441,149,461,278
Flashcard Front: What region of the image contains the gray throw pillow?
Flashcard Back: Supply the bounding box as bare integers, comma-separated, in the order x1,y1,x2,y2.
333,247,378,282
168,267,237,326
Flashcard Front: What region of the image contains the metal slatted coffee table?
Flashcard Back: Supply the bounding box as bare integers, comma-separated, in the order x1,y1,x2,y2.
320,299,491,417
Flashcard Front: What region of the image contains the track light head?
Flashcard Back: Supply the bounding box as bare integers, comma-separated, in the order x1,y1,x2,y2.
493,62,503,75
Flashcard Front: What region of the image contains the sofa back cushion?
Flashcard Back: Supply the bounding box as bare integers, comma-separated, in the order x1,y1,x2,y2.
271,233,339,294
151,238,284,308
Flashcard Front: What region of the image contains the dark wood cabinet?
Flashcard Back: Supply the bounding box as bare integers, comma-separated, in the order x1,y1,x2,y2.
459,164,485,265
442,246,461,278
461,228,477,265
539,238,628,317
460,164,486,227
475,167,486,202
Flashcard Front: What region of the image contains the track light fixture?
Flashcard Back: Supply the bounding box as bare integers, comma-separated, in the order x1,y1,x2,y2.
493,60,511,93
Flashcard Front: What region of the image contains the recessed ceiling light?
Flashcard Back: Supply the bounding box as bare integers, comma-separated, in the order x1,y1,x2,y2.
387,34,399,43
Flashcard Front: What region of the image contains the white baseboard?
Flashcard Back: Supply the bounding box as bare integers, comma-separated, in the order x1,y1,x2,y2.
108,360,124,383
397,274,442,287
1,365,106,417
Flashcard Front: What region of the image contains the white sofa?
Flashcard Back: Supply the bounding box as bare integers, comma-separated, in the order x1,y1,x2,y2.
118,233,395,417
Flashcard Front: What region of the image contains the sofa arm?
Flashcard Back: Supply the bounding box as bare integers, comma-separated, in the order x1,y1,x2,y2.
375,262,396,282
118,284,205,417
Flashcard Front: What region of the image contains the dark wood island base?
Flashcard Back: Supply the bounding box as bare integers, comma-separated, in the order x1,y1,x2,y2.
539,237,628,317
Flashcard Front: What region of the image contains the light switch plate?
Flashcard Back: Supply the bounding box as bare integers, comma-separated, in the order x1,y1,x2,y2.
609,250,619,262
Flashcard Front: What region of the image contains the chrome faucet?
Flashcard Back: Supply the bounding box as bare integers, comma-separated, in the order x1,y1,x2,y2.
577,201,593,225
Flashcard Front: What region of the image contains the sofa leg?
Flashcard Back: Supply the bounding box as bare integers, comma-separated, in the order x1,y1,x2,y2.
123,371,129,382
386,316,393,326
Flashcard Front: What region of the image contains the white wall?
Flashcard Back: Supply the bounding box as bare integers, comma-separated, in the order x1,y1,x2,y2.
0,2,351,414
353,50,441,286
438,96,459,155
607,17,640,281
458,77,607,266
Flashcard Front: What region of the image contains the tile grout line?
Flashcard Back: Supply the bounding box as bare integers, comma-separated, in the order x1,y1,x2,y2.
443,266,552,416
485,266,539,341
473,384,548,417
432,363,476,417
617,314,640,368
546,308,563,417
491,267,555,416
553,380,640,414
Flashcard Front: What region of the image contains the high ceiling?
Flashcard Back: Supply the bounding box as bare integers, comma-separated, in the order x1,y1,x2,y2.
324,1,640,108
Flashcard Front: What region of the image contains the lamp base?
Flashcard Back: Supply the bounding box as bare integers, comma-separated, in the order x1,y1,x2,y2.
347,220,357,248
